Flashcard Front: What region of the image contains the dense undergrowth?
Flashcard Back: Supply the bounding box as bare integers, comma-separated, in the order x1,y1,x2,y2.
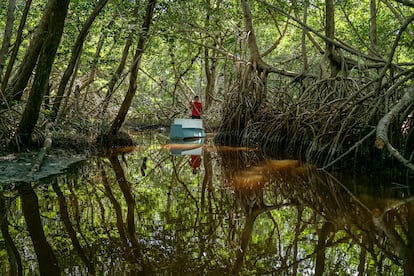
215,67,414,178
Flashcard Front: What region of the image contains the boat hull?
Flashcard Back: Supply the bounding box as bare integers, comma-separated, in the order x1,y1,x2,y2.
169,138,204,155
169,119,206,140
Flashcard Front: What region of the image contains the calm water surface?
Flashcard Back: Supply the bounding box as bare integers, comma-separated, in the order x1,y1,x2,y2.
0,131,413,275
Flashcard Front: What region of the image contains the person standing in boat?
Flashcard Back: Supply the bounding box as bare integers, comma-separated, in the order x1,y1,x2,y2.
190,95,203,119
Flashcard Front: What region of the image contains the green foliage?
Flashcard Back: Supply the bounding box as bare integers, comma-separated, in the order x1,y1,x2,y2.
1,0,406,96
1,0,414,154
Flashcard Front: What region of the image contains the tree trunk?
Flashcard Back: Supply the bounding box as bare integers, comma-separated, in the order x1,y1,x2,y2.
5,0,47,102
325,0,340,77
0,0,16,84
1,0,32,95
203,0,217,109
79,20,107,112
15,0,70,147
101,5,140,116
109,0,156,135
302,0,309,73
50,0,109,122
369,0,377,56
58,55,81,122
101,32,133,115
241,0,264,69
240,0,268,109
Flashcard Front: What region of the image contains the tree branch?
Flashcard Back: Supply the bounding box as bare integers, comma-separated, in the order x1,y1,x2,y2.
375,85,414,171
394,0,414,8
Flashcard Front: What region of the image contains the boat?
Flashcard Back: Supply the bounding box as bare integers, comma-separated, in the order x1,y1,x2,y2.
169,118,206,140
168,138,204,155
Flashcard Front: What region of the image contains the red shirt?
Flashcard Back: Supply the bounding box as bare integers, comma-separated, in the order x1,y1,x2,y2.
190,155,201,169
191,101,202,116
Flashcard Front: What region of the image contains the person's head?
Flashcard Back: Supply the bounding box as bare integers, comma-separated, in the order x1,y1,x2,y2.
194,96,199,101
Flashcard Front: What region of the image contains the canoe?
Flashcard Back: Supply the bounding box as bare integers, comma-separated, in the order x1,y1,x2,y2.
169,118,206,140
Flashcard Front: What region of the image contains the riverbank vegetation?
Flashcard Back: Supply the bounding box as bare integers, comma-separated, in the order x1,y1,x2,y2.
0,0,413,175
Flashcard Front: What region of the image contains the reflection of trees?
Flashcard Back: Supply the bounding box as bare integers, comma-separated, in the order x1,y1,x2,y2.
217,148,411,275
2,142,413,274
0,196,22,276
108,155,145,266
171,154,199,210
232,205,262,275
198,149,215,266
17,183,60,275
101,155,149,271
52,180,95,273
276,169,414,275
201,148,214,211
99,160,129,248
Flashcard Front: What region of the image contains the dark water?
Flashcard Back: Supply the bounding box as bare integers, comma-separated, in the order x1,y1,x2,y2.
0,132,413,275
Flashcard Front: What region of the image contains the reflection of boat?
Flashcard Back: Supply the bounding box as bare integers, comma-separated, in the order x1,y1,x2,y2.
167,138,204,155
169,118,206,140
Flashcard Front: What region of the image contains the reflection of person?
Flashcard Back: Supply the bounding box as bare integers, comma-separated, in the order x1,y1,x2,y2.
189,155,201,174
190,96,202,119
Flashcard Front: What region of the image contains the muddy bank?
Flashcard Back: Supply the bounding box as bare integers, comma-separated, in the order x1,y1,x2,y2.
0,150,87,184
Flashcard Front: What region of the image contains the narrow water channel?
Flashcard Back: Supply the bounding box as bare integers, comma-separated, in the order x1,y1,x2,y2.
0,131,412,275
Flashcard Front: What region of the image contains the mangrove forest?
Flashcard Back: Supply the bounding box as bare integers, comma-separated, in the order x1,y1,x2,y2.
0,0,414,274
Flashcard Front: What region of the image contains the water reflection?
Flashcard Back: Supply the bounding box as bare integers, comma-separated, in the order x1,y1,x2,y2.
0,133,412,275
167,138,204,174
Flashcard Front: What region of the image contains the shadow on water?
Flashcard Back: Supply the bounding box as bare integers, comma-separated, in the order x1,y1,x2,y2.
0,132,413,275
